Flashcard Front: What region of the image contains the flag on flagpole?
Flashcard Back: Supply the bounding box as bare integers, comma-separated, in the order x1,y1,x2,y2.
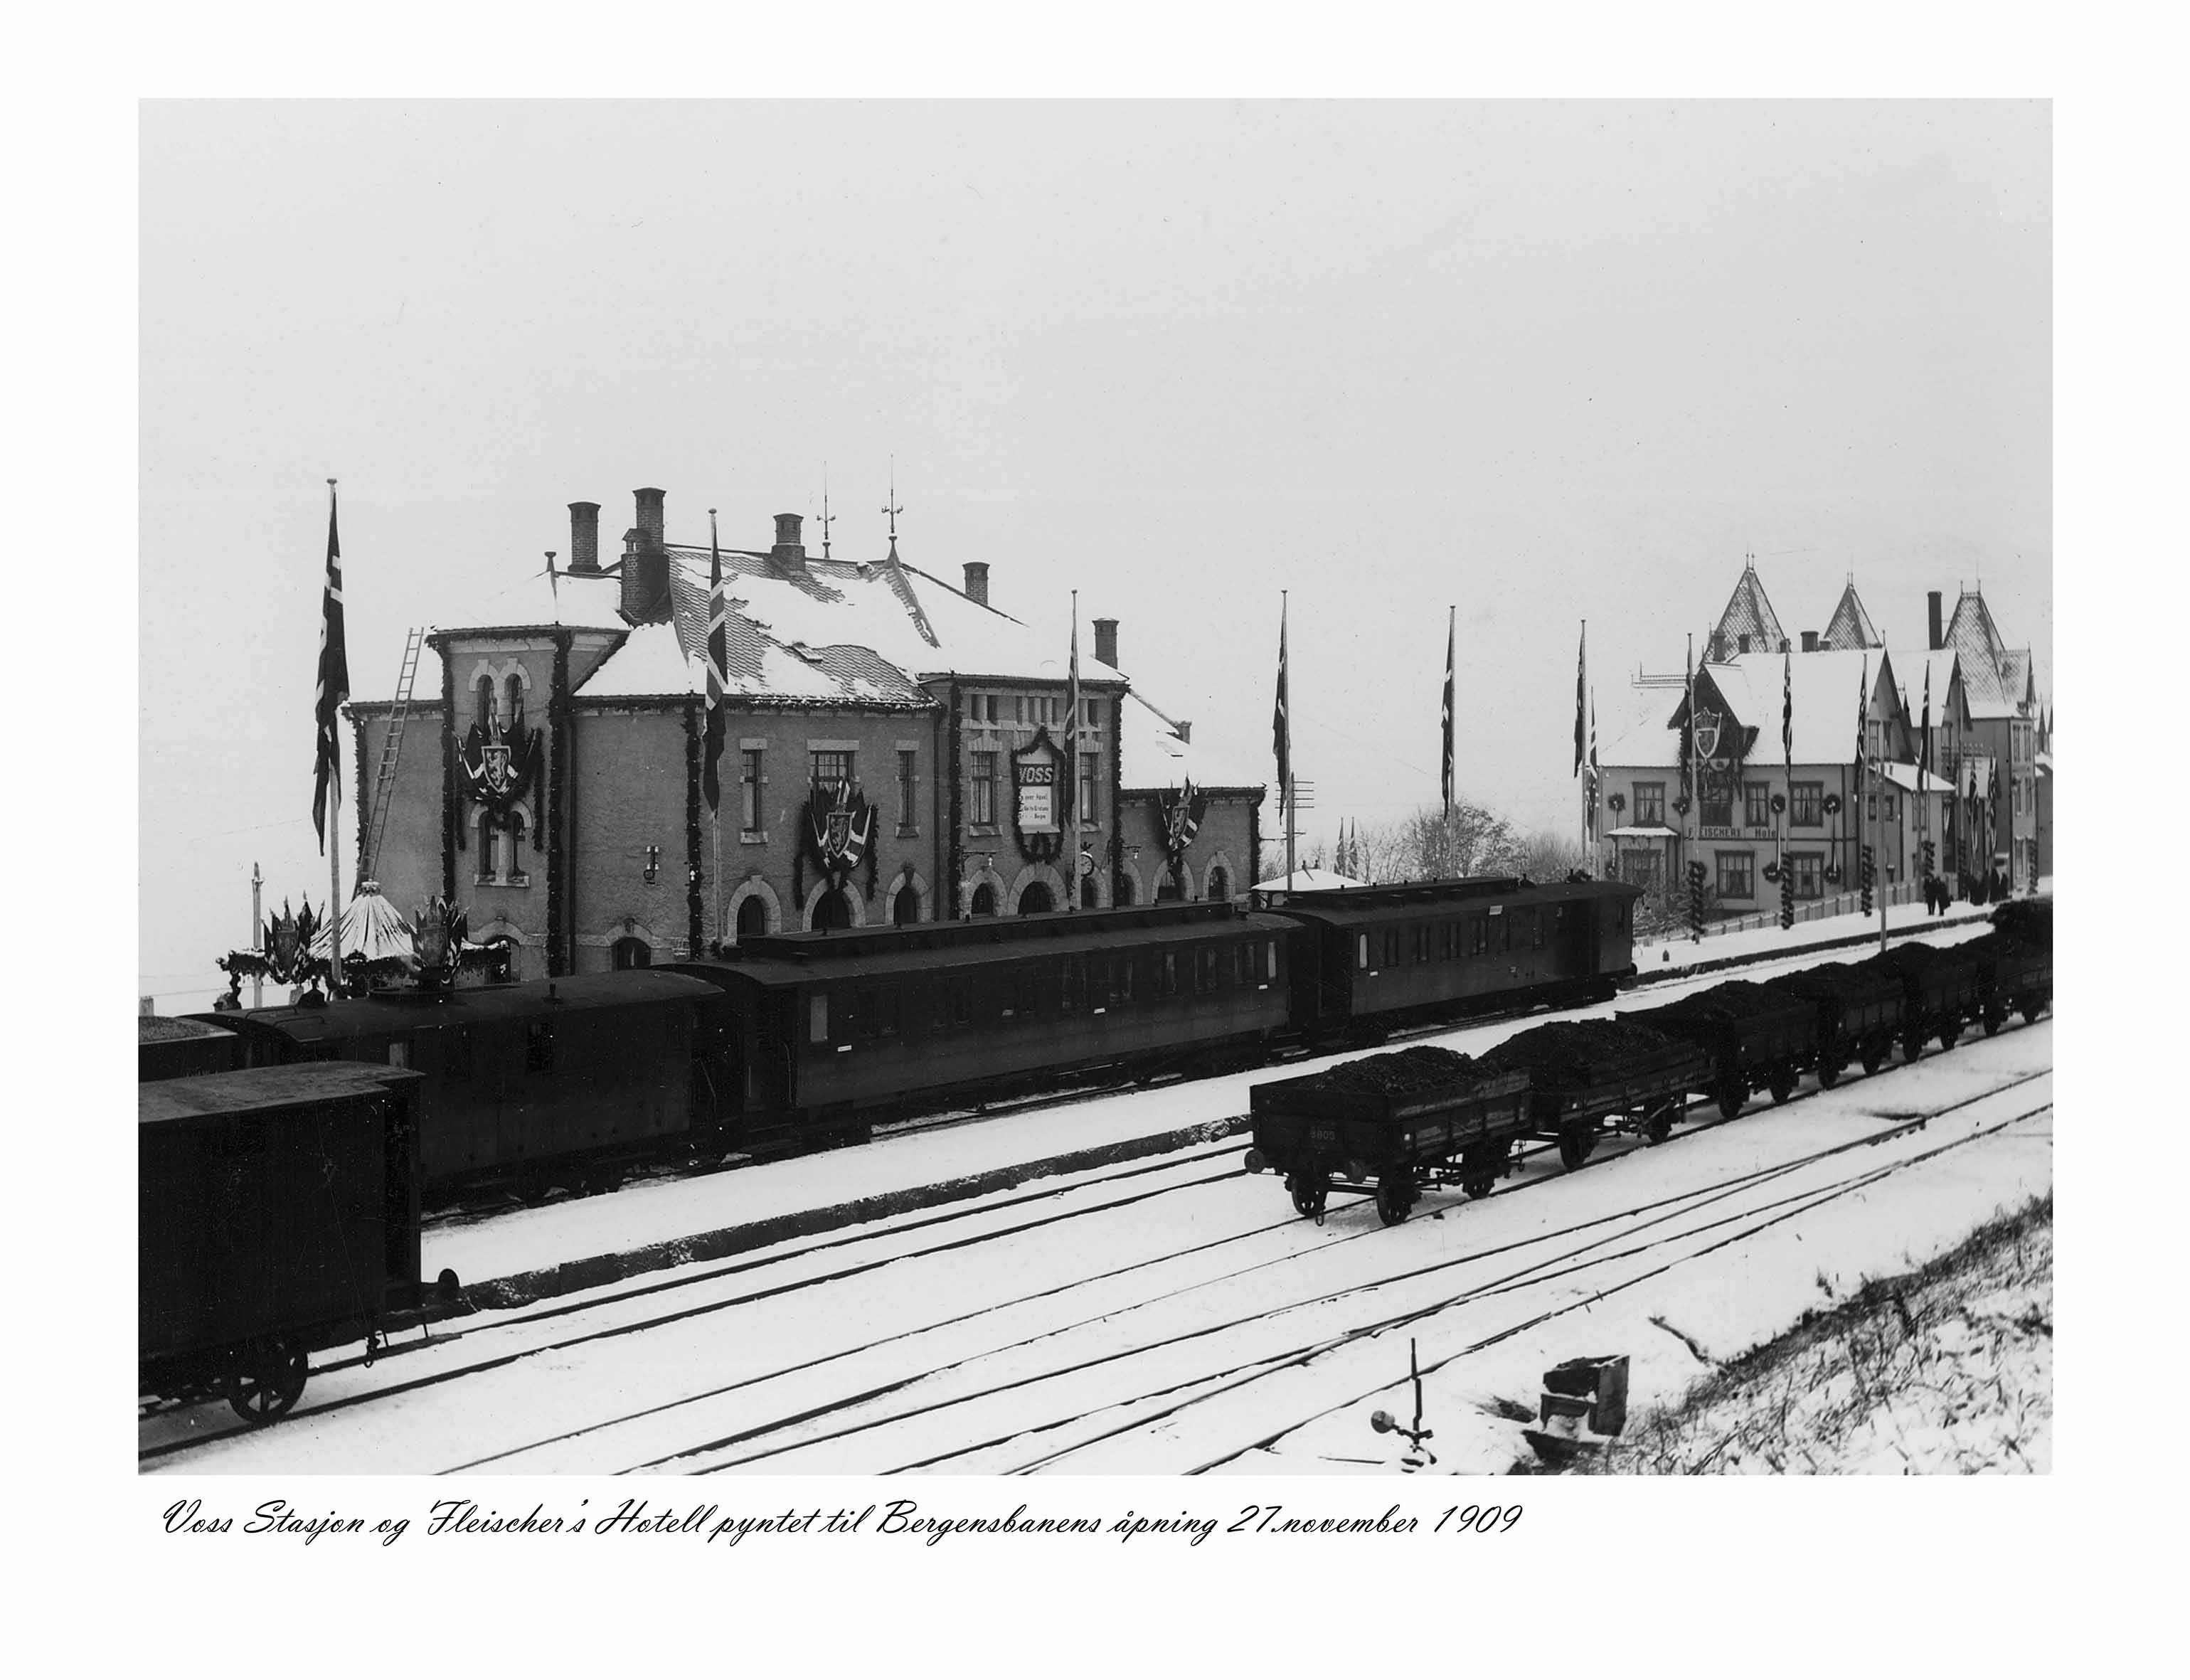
1684,634,1696,814
1920,661,1933,782
1441,607,1456,817
701,511,728,812
1586,691,1599,839
1781,645,1794,771
1572,623,1586,777
312,483,349,852
1065,594,1082,824
1272,597,1292,813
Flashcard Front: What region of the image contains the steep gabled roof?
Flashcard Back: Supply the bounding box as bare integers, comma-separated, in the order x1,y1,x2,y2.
1711,563,1787,657
1818,580,1882,651
1943,586,2035,720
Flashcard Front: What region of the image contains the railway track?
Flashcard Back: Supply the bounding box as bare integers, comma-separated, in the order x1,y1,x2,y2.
651,1067,2050,1475
142,983,2043,1475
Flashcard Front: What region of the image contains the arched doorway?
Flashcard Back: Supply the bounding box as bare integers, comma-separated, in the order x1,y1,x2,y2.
1157,877,1183,903
1018,881,1055,915
812,888,854,932
970,883,997,917
1206,866,1230,902
735,895,769,942
611,936,652,970
1080,874,1100,908
893,883,920,925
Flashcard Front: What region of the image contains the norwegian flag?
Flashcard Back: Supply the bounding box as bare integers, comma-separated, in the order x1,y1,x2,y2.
1272,596,1291,812
312,482,349,853
701,511,728,812
1441,607,1456,816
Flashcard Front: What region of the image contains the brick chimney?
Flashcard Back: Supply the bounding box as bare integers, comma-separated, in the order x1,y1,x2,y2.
1928,590,1944,651
1802,630,1818,652
1174,720,1192,744
620,487,671,623
1094,617,1119,669
772,513,806,565
964,562,989,607
568,501,601,573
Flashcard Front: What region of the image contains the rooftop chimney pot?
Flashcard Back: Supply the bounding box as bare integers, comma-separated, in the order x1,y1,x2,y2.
1093,617,1119,669
1801,630,1819,653
634,488,665,550
1928,590,1944,652
964,562,990,607
568,502,601,573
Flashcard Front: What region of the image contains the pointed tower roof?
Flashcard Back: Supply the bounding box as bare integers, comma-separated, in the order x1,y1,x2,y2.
1711,560,1787,658
1943,585,2034,719
1817,578,1882,650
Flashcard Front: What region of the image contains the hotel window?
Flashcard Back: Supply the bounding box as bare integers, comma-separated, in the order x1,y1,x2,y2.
1885,791,1899,822
1791,782,1823,826
1716,852,1753,900
812,749,853,789
1633,782,1665,826
740,749,763,833
1745,783,1772,827
1701,787,1733,829
897,750,918,830
971,752,998,826
1078,754,1100,826
1792,854,1822,900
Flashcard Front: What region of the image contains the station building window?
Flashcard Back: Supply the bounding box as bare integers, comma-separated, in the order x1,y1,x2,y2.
1791,782,1824,826
1716,852,1754,900
1633,782,1665,826
1791,853,1823,900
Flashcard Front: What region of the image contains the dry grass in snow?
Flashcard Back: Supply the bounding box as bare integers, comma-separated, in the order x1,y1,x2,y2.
1581,1194,2052,1475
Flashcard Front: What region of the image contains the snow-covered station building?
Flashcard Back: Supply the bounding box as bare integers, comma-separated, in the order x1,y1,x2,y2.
348,489,1263,977
1596,563,2047,915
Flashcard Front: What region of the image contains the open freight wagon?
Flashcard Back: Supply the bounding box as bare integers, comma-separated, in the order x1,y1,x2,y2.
1482,1019,1716,1169
1246,1047,1532,1226
1619,980,1822,1119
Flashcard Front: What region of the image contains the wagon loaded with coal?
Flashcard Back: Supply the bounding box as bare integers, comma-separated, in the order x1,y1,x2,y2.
1479,1019,1713,1169
1619,979,1823,1119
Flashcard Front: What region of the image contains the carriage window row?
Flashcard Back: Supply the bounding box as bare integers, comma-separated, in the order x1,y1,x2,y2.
1354,907,1565,971
808,939,1284,1043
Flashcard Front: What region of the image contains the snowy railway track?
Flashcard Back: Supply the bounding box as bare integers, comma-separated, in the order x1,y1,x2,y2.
139,1138,1250,1465
644,1067,2048,1475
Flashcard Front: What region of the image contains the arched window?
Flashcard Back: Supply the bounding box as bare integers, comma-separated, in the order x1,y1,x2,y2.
475,676,494,732
611,936,651,970
505,811,528,882
1018,881,1055,915
1157,877,1183,903
1206,866,1230,902
893,884,920,926
1114,873,1135,907
813,888,854,932
971,883,997,918
735,895,769,942
505,674,524,725
476,813,498,881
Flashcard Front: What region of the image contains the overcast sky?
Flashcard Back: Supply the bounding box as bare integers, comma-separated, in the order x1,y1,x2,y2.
139,100,2050,1006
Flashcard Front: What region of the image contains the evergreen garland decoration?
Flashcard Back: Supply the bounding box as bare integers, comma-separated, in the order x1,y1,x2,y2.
351,713,368,879
946,681,965,918
440,650,457,897
546,634,570,975
684,698,704,957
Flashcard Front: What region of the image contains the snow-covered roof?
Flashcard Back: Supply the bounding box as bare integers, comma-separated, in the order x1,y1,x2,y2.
1818,580,1882,651
1118,691,1266,792
1711,563,1787,657
1251,868,1366,892
1878,762,1955,795
1943,588,2035,720
1711,649,1898,764
1604,824,1679,839
1889,648,1962,724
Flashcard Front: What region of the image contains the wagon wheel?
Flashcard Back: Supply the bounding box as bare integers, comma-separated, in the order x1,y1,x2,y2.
1643,1101,1676,1145
1901,1027,1926,1063
2021,994,2048,1026
1463,1166,1498,1199
1860,1038,1888,1076
1982,1006,2006,1037
1557,1125,1595,1172
223,1336,309,1427
1375,1174,1413,1227
1817,1057,1844,1090
1716,1079,1747,1122
1289,1174,1329,1219
1768,1068,1797,1105
1938,1023,1961,1051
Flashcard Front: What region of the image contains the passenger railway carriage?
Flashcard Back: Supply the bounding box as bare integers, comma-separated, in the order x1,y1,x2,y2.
1258,878,1640,1037
669,900,1296,1148
155,876,1648,1198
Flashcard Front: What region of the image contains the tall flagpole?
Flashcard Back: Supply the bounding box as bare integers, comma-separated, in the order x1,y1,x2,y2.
1279,592,1295,890
1070,589,1081,912
324,479,344,989
1576,619,1587,861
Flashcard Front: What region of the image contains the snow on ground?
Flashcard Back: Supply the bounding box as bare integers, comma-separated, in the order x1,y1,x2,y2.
147,1024,2051,1475
427,894,2010,1291
1586,1197,2051,1474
